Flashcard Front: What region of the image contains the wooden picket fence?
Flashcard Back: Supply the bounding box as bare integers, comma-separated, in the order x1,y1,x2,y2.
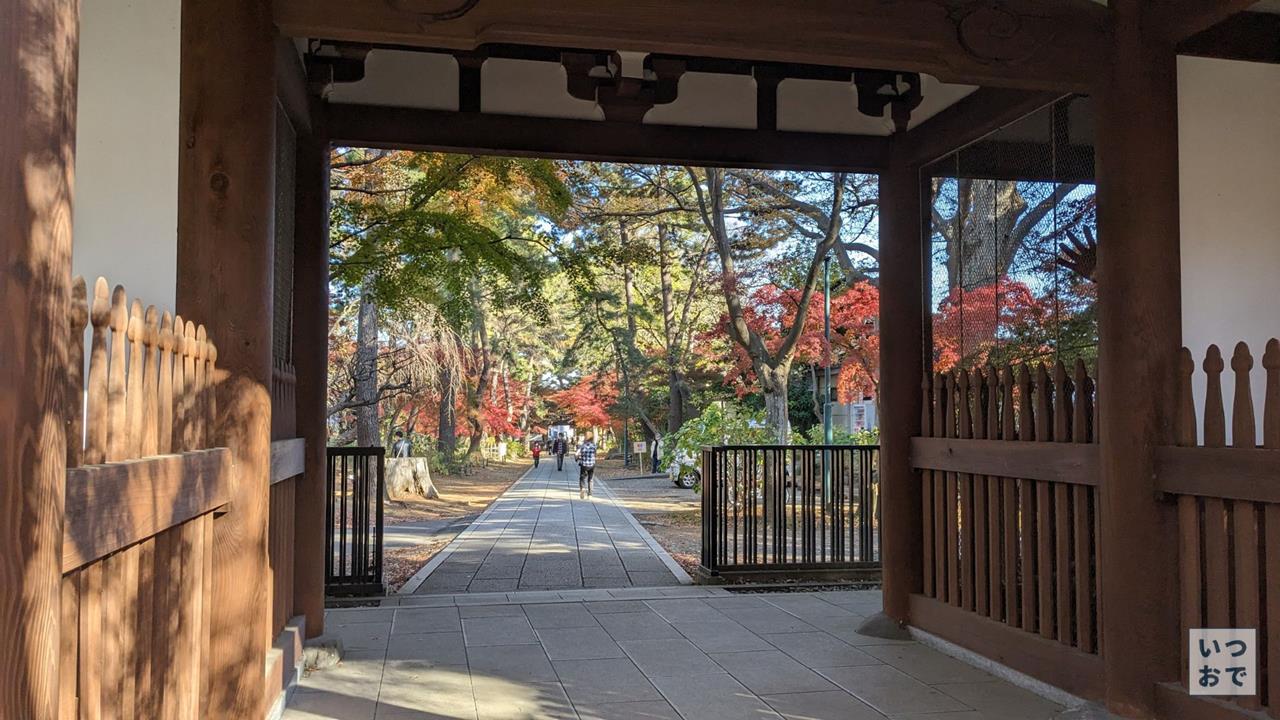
910,359,1105,701
60,276,231,719
1163,341,1280,716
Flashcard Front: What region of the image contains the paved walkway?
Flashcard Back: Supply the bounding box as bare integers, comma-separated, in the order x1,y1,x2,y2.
403,458,687,595
286,588,1073,720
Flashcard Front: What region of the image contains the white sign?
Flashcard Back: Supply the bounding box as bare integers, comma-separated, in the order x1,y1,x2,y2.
1190,628,1256,696
632,441,647,453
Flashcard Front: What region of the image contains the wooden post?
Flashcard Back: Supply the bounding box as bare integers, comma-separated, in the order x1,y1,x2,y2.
863,138,925,632
1095,0,1182,714
0,0,77,715
177,0,275,715
292,102,330,638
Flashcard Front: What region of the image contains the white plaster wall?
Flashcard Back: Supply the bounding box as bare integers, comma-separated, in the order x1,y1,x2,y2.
72,0,181,311
1178,56,1280,444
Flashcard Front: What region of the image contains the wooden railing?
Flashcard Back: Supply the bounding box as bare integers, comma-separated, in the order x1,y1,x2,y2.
910,360,1104,701
699,445,880,581
268,357,301,640
1162,341,1280,717
61,277,231,719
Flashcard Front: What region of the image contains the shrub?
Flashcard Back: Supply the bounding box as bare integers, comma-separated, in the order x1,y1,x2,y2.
661,402,773,484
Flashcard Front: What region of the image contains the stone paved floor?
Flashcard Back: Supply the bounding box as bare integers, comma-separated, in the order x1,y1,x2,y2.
286,588,1071,720
406,459,686,594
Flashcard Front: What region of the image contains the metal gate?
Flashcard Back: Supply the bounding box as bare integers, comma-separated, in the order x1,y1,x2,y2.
325,446,385,595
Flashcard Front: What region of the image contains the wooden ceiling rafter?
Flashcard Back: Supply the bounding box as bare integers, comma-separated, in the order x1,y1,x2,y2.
276,0,1109,92
1178,11,1280,64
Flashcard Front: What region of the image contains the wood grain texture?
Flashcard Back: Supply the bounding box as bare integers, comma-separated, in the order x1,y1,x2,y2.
0,0,77,713
177,0,277,712
62,449,232,572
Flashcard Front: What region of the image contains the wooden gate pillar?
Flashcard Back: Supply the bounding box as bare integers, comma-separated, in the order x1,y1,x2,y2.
0,0,78,715
866,139,926,630
292,102,330,638
176,0,275,715
1095,0,1183,715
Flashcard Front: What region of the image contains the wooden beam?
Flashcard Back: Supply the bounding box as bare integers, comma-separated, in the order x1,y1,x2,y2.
909,594,1106,702
911,438,1101,486
270,439,306,485
327,104,890,172
1156,446,1280,504
0,0,77,713
63,450,233,573
905,88,1063,166
291,100,330,639
1155,0,1260,44
276,0,1108,91
1095,1,1183,714
1179,12,1280,65
177,0,276,715
1154,682,1267,720
874,139,925,627
276,37,312,136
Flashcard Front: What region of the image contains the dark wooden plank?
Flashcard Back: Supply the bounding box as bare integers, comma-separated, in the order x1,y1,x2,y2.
1095,2,1184,706
1154,682,1271,720
910,438,1101,486
909,593,1105,702
1154,0,1259,43
1156,447,1280,504
276,0,1108,90
1266,505,1280,712
329,104,889,173
1177,496,1201,683
62,449,233,572
292,101,330,639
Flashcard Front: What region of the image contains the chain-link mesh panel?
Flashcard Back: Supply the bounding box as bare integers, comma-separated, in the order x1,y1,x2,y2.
926,96,1097,374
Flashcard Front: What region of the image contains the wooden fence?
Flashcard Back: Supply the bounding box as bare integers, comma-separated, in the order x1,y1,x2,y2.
910,360,1104,701
1161,341,1280,717
61,277,231,719
268,359,300,641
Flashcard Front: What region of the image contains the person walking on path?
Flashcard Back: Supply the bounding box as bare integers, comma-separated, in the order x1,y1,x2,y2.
531,442,542,468
576,433,598,498
553,435,567,471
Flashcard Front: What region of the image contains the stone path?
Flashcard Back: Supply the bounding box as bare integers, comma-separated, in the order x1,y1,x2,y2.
286,588,1073,720
403,458,687,594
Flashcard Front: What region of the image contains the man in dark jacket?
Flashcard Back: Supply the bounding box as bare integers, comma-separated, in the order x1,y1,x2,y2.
553,435,567,471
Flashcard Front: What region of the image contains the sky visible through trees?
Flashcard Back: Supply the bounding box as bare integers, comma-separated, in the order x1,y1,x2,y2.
324,149,1097,465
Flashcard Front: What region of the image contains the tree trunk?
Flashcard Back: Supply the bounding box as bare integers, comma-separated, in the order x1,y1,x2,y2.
438,366,457,461
759,364,791,443
658,225,690,434
464,281,491,461
354,277,379,447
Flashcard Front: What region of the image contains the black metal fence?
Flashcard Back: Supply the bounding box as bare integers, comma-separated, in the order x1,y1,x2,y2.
326,446,385,595
700,445,880,580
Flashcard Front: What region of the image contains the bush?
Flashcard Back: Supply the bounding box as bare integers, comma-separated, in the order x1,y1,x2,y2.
661,402,773,484
798,424,880,446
